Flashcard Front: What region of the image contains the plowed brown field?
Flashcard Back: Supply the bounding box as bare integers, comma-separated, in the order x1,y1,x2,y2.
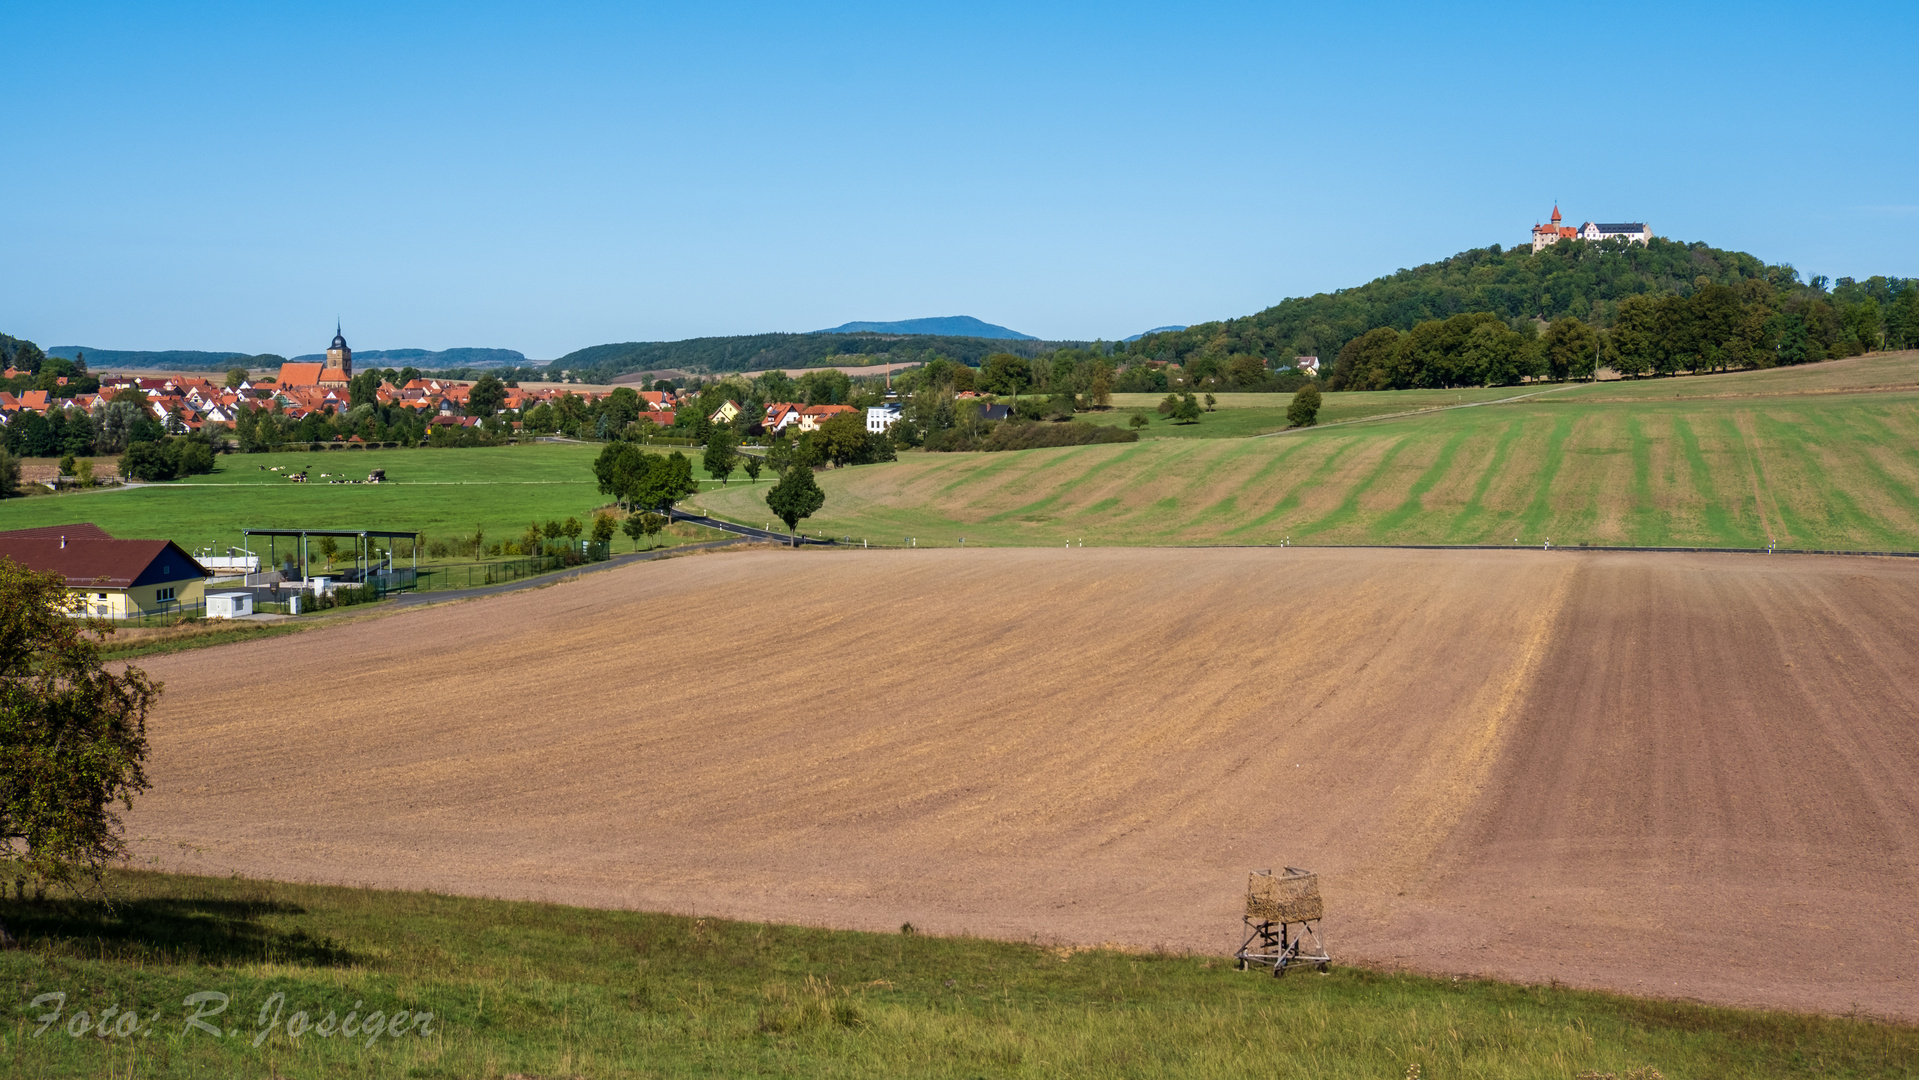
125,548,1919,1020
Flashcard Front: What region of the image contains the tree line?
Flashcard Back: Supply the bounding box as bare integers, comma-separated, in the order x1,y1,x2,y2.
1329,273,1919,390
550,333,1079,384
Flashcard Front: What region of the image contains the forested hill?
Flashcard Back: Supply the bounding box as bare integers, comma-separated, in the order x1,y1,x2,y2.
1128,237,1790,365
46,346,256,369
287,346,528,368
551,332,1078,381
813,316,1035,339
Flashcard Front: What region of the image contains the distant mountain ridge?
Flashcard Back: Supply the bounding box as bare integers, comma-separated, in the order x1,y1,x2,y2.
288,347,528,368
553,331,1081,382
48,345,530,370
813,316,1035,340
48,346,253,369
1123,325,1186,342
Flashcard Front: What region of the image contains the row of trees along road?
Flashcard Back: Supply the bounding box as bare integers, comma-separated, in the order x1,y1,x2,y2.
0,559,160,941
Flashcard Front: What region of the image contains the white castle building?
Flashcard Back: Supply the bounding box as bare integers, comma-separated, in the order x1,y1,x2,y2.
1531,206,1652,253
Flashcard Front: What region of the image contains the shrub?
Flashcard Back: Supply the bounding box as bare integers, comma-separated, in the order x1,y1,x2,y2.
979,420,1138,452
1288,383,1323,427
118,434,216,482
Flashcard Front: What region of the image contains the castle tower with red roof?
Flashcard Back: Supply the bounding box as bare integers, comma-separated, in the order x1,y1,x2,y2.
1531,204,1579,253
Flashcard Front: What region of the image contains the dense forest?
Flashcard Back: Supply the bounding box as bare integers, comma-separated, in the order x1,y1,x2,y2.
550,332,1079,383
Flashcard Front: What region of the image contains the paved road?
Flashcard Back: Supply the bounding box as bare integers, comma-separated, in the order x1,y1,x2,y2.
667,508,837,546
1250,383,1580,438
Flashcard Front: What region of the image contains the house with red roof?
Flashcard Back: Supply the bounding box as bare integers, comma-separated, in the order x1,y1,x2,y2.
0,524,209,618
796,404,856,432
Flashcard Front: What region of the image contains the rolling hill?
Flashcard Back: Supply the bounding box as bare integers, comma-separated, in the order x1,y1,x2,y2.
46,346,256,369
286,346,529,368
551,331,1081,382
813,316,1034,339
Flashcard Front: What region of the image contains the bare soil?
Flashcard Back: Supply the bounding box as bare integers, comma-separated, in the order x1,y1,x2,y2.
125,547,1919,1020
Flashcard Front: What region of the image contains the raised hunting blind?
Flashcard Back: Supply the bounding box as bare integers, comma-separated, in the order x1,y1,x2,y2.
1235,868,1330,976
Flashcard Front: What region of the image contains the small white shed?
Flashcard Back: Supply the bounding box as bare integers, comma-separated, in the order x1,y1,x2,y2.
206,592,255,619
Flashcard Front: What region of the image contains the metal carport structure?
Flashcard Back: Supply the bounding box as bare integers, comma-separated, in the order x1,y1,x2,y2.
240,528,421,585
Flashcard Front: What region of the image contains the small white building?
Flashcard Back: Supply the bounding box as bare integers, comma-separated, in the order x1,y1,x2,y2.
1578,221,1652,245
1291,356,1320,375
866,404,903,433
206,592,255,619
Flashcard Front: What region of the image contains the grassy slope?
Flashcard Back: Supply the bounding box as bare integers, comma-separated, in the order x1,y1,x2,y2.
693,353,1919,550
1,871,1910,1079
1087,387,1544,439
0,443,757,558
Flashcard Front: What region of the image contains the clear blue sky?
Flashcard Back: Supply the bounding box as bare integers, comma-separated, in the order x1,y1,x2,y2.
3,1,1914,360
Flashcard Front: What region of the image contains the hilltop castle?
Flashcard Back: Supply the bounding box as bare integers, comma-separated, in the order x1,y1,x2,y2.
1531,206,1651,253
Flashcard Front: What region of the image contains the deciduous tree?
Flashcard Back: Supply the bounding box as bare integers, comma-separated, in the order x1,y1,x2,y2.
466,374,507,418
978,353,1032,397
765,465,825,543
0,558,160,930
1542,317,1600,382
703,427,738,485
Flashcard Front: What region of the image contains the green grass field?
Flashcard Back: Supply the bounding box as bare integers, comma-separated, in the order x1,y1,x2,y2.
0,443,763,559
693,354,1919,550
1,870,1909,1079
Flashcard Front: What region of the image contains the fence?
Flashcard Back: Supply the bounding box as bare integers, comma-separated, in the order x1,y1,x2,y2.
78,542,615,623
86,599,209,624
411,543,613,592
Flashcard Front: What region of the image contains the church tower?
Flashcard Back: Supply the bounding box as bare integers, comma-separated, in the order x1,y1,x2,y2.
321,321,353,387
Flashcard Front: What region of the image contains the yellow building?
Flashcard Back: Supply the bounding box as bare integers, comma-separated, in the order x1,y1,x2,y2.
0,524,210,618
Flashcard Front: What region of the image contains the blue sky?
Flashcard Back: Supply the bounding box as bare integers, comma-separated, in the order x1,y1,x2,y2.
3,1,1914,359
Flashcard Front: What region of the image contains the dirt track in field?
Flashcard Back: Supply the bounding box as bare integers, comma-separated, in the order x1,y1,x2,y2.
126,548,1919,1020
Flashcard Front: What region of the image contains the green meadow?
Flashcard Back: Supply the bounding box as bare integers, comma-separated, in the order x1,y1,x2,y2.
2,870,1910,1079
0,443,757,558
694,353,1919,550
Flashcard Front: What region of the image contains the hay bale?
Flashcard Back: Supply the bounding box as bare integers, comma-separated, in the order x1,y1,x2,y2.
1245,868,1323,922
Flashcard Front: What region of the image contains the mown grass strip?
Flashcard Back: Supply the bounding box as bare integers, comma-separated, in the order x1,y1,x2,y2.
1443,417,1525,543
1369,426,1470,540
1291,434,1415,541
1671,414,1745,546
1518,413,1575,541
1224,437,1361,539
1,870,1912,1079
1758,408,1907,550
98,620,315,661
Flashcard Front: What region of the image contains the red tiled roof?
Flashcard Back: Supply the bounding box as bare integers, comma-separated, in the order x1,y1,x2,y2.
278,363,326,387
